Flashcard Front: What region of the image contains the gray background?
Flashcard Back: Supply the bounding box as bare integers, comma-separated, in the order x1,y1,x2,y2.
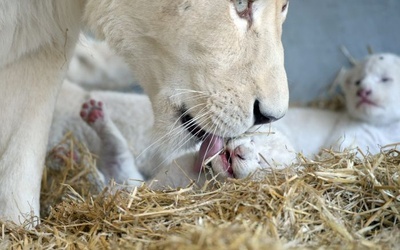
282,0,400,103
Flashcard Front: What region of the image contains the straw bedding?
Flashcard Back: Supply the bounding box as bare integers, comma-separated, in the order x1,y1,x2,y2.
1,132,399,250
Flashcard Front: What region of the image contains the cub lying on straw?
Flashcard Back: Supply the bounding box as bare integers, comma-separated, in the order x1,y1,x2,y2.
275,53,400,156
48,81,296,188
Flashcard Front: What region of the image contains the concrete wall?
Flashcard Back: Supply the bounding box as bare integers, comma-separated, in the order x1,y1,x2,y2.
282,0,400,103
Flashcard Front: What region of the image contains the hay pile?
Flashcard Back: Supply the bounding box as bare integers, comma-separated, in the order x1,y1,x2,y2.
1,135,399,249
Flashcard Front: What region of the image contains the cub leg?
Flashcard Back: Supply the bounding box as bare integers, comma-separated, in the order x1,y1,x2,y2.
80,99,143,186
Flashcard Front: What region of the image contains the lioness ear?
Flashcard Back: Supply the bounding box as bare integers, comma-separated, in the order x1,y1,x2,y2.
281,1,289,22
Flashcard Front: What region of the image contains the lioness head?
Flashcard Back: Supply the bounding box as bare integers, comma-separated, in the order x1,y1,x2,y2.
85,0,289,162
342,53,400,125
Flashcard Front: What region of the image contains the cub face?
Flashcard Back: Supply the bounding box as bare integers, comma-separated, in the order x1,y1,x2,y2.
86,0,290,161
210,125,296,179
342,53,400,125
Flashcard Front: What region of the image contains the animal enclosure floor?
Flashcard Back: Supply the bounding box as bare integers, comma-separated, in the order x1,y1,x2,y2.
1,135,399,249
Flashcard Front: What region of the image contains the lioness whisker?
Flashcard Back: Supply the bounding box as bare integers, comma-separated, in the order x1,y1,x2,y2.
170,90,207,96
136,104,208,159
169,103,208,132
174,88,208,94
172,95,208,105
140,110,212,170
152,119,213,172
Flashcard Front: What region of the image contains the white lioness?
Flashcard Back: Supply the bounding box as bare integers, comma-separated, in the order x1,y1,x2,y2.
0,1,290,224
275,53,400,156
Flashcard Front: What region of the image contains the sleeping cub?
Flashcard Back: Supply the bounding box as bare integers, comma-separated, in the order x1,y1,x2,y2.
275,53,400,156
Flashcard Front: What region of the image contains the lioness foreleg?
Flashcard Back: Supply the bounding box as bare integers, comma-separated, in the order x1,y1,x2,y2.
0,46,72,225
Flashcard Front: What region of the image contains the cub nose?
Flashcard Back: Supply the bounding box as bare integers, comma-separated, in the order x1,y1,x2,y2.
253,100,277,125
357,88,372,98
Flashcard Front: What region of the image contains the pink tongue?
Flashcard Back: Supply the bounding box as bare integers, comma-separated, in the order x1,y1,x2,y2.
194,134,224,173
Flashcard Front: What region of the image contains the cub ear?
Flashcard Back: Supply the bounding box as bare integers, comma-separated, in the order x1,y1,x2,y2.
282,1,289,22
333,67,350,91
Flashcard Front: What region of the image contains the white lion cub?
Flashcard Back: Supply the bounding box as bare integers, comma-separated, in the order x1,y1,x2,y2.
275,53,400,156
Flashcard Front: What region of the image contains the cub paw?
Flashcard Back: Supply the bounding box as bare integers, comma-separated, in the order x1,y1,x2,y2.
80,99,104,125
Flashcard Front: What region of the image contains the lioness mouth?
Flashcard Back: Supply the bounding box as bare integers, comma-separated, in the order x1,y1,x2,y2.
179,108,225,173
180,111,208,140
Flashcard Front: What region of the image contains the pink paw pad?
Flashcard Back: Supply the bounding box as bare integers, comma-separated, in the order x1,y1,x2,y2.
46,145,80,169
80,99,104,124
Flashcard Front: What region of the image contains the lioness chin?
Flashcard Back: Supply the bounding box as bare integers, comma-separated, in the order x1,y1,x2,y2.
0,0,289,225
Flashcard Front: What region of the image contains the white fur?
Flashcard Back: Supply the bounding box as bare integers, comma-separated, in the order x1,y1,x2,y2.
0,0,83,225
67,34,136,91
275,53,400,156
0,0,289,224
49,81,155,178
79,99,144,186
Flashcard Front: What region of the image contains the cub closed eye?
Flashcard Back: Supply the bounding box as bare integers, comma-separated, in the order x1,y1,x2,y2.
381,77,392,83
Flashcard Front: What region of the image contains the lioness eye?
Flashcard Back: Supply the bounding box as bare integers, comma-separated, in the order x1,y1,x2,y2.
234,0,248,14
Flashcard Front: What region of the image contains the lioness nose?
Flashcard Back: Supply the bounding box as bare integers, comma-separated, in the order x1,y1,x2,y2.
253,100,277,125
